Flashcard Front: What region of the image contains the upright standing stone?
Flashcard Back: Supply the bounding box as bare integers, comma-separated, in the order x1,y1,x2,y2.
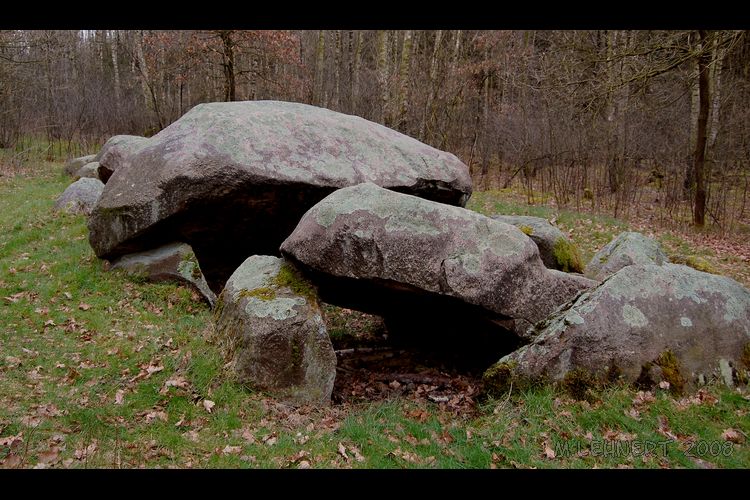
213,255,336,405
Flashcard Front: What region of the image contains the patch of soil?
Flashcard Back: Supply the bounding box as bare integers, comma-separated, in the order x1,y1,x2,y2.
324,305,502,414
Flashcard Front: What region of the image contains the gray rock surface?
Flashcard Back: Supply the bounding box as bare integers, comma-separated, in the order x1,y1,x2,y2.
281,183,594,339
54,178,104,216
94,135,149,183
213,255,336,405
75,161,101,180
585,231,669,281
64,154,97,177
88,101,472,291
491,215,584,273
484,264,750,394
110,242,216,307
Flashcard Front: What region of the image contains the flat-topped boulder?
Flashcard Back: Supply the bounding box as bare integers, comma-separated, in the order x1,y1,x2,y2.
484,264,750,395
585,231,669,281
491,215,583,273
94,135,149,183
281,183,593,342
88,101,472,291
54,178,104,216
213,255,336,405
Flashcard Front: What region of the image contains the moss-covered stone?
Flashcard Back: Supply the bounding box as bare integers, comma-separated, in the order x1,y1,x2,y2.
272,262,317,301
742,343,750,369
671,254,715,274
482,361,518,397
239,287,277,301
519,225,534,236
559,368,599,402
655,350,686,395
552,237,584,273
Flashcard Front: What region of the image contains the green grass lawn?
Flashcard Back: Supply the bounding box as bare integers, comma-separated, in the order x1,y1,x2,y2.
0,162,748,469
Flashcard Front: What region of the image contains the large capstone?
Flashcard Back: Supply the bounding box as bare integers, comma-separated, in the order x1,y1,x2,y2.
54,178,104,216
109,242,216,307
484,264,750,394
491,215,584,273
88,101,472,291
585,231,669,281
213,255,336,405
280,183,594,348
94,135,149,183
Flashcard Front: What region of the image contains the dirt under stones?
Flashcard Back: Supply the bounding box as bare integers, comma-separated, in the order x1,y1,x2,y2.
324,305,517,413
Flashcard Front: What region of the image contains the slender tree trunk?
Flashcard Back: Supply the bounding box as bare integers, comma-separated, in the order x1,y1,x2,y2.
396,30,413,130
333,30,342,109
134,30,164,131
708,36,724,151
314,30,325,106
694,30,711,227
376,30,390,125
219,31,236,102
351,31,362,112
110,30,121,113
420,30,443,140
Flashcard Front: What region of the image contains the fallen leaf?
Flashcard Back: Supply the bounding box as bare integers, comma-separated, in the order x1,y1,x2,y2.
1,454,22,468
145,410,168,423
202,399,215,413
5,356,22,368
625,408,642,421
262,434,277,447
160,375,190,394
350,445,365,463
37,446,60,465
721,429,744,444
658,380,671,390
242,428,257,443
0,432,23,448
78,303,91,311
63,292,72,300
222,445,242,455
36,404,62,417
21,415,41,427
297,460,311,469
657,416,678,441
183,430,200,442
337,442,349,461
114,389,125,405
543,443,556,459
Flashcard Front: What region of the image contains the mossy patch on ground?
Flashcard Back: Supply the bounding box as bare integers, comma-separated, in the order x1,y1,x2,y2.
552,237,584,273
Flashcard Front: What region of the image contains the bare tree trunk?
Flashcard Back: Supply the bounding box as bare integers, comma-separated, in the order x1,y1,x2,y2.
708,36,724,152
396,30,413,130
218,31,236,102
110,30,121,113
420,29,443,140
314,30,325,106
351,31,362,112
376,30,390,125
134,30,164,131
694,30,711,227
333,30,342,109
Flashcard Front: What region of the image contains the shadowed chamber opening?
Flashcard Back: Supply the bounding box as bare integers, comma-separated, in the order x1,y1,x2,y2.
302,268,525,406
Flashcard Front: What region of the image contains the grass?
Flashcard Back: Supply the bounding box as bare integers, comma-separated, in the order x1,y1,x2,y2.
0,157,748,468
